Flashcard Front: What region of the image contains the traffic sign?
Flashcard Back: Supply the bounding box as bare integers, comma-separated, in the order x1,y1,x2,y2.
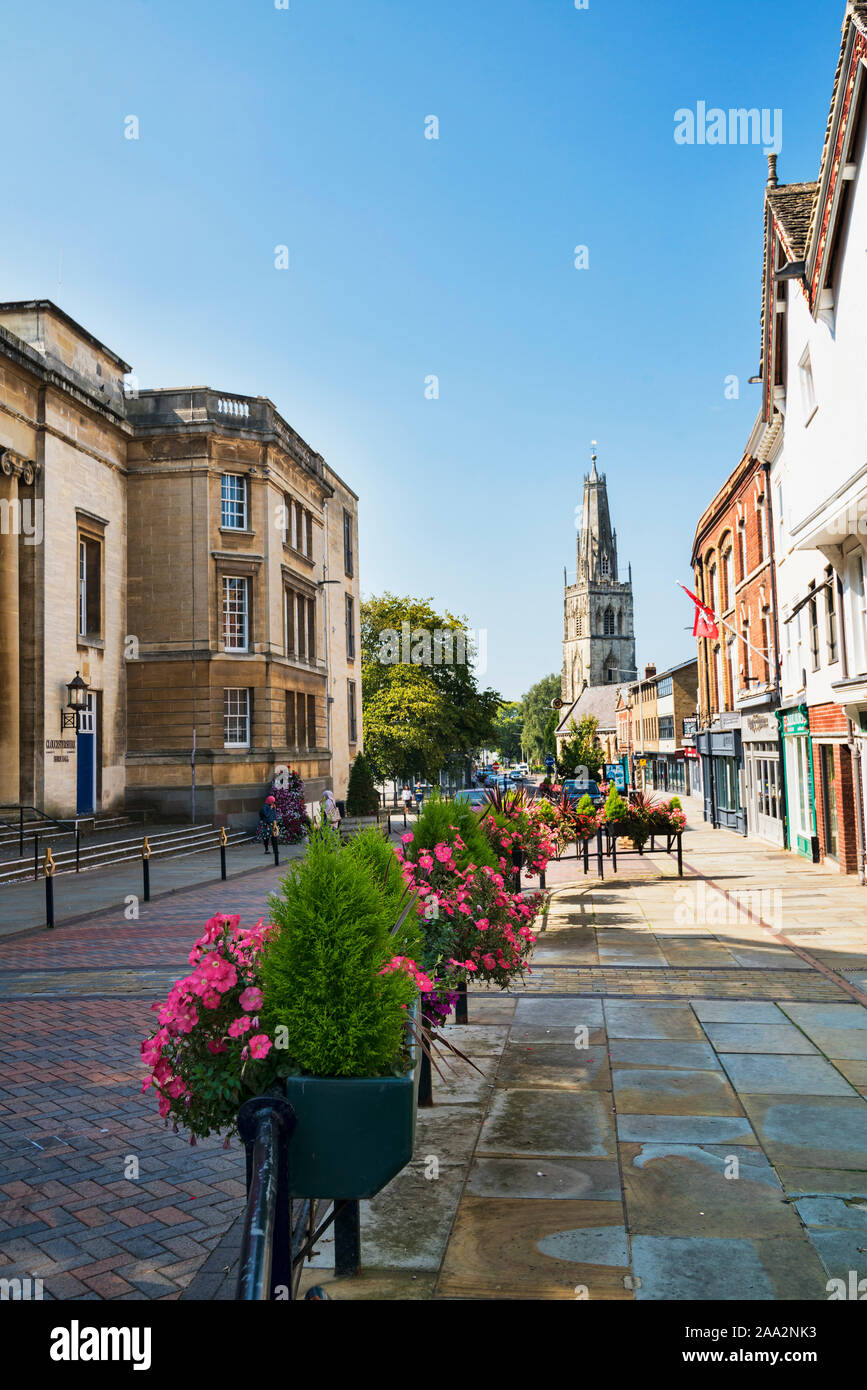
545,754,555,767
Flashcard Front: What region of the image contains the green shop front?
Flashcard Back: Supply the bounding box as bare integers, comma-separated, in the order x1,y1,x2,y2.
696,720,746,835
777,705,819,862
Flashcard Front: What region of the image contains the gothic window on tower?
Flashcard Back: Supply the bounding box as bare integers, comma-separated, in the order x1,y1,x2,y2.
603,607,615,636
600,554,610,576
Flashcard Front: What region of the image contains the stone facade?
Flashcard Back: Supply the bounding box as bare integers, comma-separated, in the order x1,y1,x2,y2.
322,466,362,800
0,302,361,825
562,451,636,701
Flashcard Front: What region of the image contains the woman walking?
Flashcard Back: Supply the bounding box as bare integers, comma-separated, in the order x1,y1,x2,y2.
258,794,278,853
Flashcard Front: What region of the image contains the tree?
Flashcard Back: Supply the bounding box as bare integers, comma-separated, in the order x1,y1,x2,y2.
345,751,380,816
492,701,523,761
361,593,501,782
555,715,604,781
522,673,562,761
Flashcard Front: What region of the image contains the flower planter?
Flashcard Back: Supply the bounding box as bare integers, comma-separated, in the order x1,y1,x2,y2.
283,1008,421,1199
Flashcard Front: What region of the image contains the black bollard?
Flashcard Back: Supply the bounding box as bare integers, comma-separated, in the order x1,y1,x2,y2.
44,848,55,929
272,824,280,866
540,868,546,890
419,1018,433,1107
596,827,604,879
612,837,618,872
142,837,151,902
455,978,468,1024
334,1200,361,1277
677,832,683,878
584,837,589,875
219,826,227,881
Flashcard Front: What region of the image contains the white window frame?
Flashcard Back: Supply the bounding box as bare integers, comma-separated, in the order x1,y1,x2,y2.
222,576,249,652
224,688,250,748
799,347,817,422
221,474,247,530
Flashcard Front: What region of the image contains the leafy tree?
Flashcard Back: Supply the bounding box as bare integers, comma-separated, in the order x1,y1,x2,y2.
555,715,604,781
345,751,380,816
492,701,523,762
521,673,562,761
361,593,501,781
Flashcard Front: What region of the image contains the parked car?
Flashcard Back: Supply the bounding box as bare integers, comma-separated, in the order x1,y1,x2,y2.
561,778,603,807
453,788,491,809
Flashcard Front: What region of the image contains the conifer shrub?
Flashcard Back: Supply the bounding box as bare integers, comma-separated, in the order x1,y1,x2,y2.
409,794,497,870
576,794,596,815
345,752,380,816
345,827,423,963
261,826,415,1077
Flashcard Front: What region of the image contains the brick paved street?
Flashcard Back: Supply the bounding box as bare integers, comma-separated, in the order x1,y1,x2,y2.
2,822,867,1301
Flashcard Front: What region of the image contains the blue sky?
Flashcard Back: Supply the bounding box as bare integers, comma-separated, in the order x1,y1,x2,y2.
1,0,845,698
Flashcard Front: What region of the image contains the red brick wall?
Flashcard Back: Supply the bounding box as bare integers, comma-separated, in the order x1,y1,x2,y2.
809,723,859,873
693,458,778,720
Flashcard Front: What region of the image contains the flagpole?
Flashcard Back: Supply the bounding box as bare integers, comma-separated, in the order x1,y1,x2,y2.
677,581,769,666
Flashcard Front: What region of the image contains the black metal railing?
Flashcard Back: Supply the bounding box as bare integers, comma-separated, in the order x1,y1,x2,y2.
236,1095,359,1300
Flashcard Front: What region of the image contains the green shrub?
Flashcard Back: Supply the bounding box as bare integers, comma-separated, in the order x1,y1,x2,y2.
345,751,380,816
604,785,630,823
345,826,422,962
410,794,497,870
577,793,596,815
261,826,415,1077
669,796,682,810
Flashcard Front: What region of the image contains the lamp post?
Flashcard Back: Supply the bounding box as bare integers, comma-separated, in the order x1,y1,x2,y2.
61,671,88,733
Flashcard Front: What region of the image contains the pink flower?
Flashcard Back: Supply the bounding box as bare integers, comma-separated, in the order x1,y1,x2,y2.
248,1034,272,1059
475,917,490,931
401,832,414,845
228,1015,253,1037
239,986,263,1011
434,843,451,862
481,953,497,971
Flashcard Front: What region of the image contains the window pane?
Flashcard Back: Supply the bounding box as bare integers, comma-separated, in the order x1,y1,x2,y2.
307,598,316,659
222,577,248,650
307,694,316,748
224,688,250,746
221,475,246,529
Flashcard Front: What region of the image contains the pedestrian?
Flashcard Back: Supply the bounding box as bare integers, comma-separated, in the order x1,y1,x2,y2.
259,794,278,853
414,784,424,812
401,784,412,811
320,787,341,830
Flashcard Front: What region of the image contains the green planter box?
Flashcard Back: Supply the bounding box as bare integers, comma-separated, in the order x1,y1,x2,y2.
284,1010,421,1199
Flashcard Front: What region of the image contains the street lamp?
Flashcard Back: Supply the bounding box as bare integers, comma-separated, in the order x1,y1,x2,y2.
61,671,88,732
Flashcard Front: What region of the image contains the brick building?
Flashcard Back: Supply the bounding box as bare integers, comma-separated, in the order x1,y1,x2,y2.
691,425,784,846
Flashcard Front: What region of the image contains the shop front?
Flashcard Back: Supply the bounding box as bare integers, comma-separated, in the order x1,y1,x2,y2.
696,720,746,835
777,705,819,863
742,706,785,848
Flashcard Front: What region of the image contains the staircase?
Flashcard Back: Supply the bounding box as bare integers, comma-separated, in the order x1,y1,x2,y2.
0,822,253,886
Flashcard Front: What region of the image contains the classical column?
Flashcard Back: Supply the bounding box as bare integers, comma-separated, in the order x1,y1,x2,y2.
0,454,21,803
0,450,37,806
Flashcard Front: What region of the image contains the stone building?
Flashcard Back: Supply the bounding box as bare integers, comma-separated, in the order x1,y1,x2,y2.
562,448,636,701
0,301,362,826
0,301,131,818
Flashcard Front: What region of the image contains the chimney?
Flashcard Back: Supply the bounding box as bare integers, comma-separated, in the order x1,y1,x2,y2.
644,663,656,680
767,153,779,188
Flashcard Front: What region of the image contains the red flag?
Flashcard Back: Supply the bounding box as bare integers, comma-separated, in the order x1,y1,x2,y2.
680,584,719,640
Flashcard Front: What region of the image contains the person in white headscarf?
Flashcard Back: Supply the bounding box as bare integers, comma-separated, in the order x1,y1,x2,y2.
321,788,341,829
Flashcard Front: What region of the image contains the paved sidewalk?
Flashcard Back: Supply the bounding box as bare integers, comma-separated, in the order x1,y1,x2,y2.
0,840,306,940
3,820,867,1300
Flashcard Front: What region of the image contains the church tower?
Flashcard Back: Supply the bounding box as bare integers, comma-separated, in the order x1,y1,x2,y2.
562,446,636,701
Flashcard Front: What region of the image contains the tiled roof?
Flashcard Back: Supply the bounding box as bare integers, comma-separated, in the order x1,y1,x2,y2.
805,4,867,251
555,683,620,736
766,183,819,261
